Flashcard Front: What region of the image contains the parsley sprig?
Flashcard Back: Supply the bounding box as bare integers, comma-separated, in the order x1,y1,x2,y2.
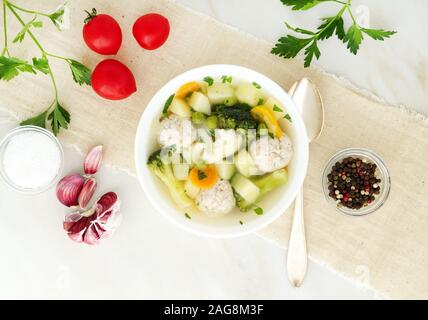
272,0,396,67
0,1,91,135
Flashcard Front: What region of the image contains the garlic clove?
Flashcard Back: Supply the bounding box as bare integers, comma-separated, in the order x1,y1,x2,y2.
94,192,119,217
63,213,87,243
56,174,85,207
78,177,97,210
63,192,121,245
84,145,103,175
93,192,122,241
84,224,103,245
63,210,96,244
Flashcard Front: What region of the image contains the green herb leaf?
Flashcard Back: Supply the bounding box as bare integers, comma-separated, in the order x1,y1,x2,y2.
272,105,283,112
12,17,43,43
271,35,312,59
284,22,315,35
280,0,324,11
49,5,66,29
284,113,292,122
257,98,264,105
221,75,232,83
162,94,175,116
32,57,49,74
252,82,262,89
0,56,36,81
254,207,264,215
273,2,396,68
48,101,70,135
198,170,207,180
203,76,214,86
68,59,91,85
317,16,339,40
360,28,397,41
185,213,191,219
20,110,48,128
344,24,363,55
335,17,346,41
304,39,321,67
239,220,244,225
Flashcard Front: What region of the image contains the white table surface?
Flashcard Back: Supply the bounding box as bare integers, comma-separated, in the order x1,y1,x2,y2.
2,0,426,300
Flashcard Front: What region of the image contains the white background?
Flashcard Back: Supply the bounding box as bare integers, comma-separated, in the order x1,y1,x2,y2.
1,0,427,299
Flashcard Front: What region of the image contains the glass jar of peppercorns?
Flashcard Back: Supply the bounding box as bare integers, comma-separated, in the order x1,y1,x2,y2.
322,148,391,216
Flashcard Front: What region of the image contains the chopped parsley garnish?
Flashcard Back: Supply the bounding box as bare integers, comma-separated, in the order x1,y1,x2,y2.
203,76,214,86
221,75,233,83
273,104,283,112
162,94,175,116
185,213,191,219
252,82,261,89
257,98,264,105
254,207,264,215
198,170,208,180
239,220,244,225
284,113,292,122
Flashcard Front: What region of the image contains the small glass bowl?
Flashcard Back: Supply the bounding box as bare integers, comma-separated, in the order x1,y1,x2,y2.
322,148,391,216
0,125,64,194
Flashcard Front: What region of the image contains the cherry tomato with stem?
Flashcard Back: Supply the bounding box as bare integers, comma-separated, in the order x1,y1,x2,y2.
83,8,122,55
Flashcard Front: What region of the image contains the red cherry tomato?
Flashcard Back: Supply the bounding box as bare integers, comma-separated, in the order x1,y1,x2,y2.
83,9,122,55
132,13,170,50
91,59,137,100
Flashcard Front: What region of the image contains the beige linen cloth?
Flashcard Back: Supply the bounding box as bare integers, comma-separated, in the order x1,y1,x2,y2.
0,0,427,299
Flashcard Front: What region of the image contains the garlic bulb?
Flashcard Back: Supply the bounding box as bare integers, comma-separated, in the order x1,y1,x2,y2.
57,145,121,245
63,192,121,245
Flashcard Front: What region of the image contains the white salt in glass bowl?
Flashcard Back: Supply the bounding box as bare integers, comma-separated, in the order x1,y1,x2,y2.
134,65,309,238
0,125,64,194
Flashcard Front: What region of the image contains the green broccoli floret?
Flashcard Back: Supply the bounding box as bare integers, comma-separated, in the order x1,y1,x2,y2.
213,104,258,131
147,150,193,208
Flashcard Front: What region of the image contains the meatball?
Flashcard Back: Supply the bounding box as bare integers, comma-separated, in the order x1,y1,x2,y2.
158,116,197,151
249,134,293,173
196,180,235,216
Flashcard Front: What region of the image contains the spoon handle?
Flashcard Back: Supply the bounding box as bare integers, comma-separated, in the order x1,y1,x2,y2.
287,188,308,287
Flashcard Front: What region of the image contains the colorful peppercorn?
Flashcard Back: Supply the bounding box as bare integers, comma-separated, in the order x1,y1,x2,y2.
327,157,381,209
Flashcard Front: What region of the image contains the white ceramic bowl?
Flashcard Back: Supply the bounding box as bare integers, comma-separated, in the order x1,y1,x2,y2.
135,65,309,238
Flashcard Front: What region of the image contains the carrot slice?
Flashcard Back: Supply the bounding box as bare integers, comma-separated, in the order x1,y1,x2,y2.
176,81,200,98
188,165,219,189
